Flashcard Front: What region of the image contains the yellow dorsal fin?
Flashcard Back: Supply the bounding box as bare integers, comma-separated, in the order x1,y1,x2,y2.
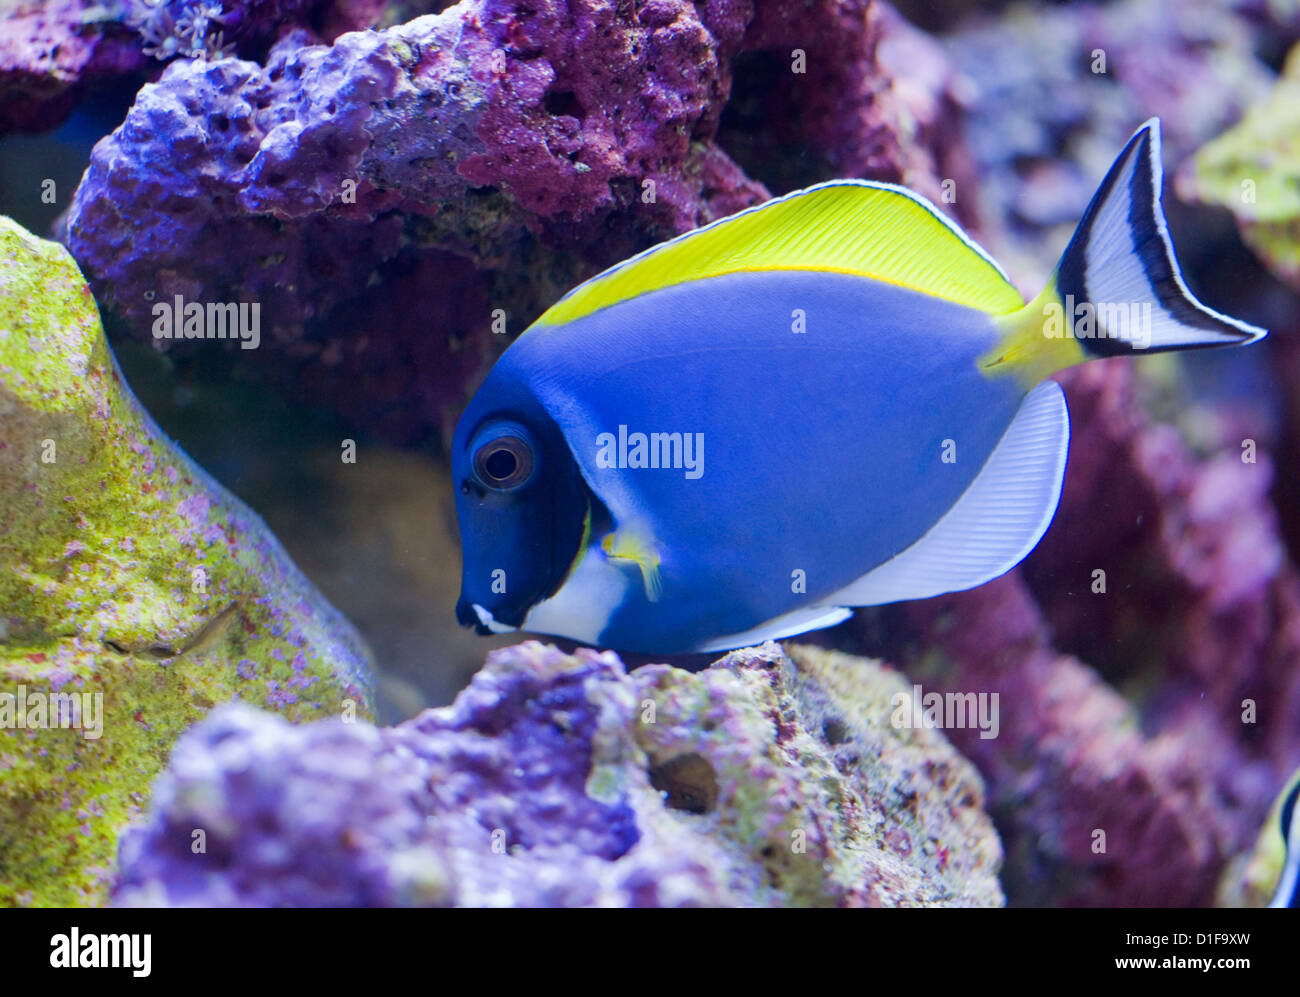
532,181,1025,329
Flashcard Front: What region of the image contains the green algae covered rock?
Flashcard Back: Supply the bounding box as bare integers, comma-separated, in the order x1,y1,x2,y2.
631,643,1005,906
1177,43,1300,290
0,217,375,906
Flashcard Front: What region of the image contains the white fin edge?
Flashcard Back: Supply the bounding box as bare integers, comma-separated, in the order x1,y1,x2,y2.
695,607,853,654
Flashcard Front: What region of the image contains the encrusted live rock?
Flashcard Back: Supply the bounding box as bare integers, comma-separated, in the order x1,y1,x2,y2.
0,216,374,906
60,0,960,442
114,641,1005,907
0,0,146,134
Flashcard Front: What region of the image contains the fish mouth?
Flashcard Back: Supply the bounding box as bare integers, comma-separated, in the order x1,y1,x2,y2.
456,597,519,635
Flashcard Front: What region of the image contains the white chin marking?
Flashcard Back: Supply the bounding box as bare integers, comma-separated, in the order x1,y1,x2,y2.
522,547,629,646
472,604,518,634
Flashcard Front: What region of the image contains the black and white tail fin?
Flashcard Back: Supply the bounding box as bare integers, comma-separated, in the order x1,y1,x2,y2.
1054,118,1267,355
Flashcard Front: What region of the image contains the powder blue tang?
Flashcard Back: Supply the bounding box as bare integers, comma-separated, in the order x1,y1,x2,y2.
452,119,1264,654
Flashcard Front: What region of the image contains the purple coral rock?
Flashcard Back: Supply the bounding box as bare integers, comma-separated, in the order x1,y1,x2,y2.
61,0,962,441
61,3,768,439
0,0,146,134
114,641,1005,907
60,2,766,303
739,0,972,211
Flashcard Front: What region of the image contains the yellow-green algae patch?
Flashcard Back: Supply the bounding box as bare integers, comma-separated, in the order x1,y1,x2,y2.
1178,43,1300,290
0,217,374,906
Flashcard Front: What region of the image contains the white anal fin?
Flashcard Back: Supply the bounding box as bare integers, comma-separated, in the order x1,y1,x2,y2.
692,381,1068,653
831,379,1070,605
695,607,853,654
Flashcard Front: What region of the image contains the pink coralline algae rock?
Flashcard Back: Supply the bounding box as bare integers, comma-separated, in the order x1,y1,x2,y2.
875,360,1300,906
891,573,1273,907
1025,362,1299,744
0,1,398,135
60,0,962,441
113,642,1005,907
0,0,146,134
61,2,763,439
729,0,976,218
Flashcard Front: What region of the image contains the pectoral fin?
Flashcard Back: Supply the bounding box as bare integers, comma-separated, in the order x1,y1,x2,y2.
601,529,663,602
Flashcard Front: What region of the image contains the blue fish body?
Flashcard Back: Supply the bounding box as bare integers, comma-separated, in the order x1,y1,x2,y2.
453,119,1265,654
483,271,1021,651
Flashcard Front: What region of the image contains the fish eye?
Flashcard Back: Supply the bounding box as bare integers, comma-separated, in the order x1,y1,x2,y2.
473,435,534,490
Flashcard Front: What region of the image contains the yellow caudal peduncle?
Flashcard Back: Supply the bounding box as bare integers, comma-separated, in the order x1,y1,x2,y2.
979,274,1088,387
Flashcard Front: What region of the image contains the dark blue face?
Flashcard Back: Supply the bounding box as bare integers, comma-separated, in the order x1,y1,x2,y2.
452,374,589,634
